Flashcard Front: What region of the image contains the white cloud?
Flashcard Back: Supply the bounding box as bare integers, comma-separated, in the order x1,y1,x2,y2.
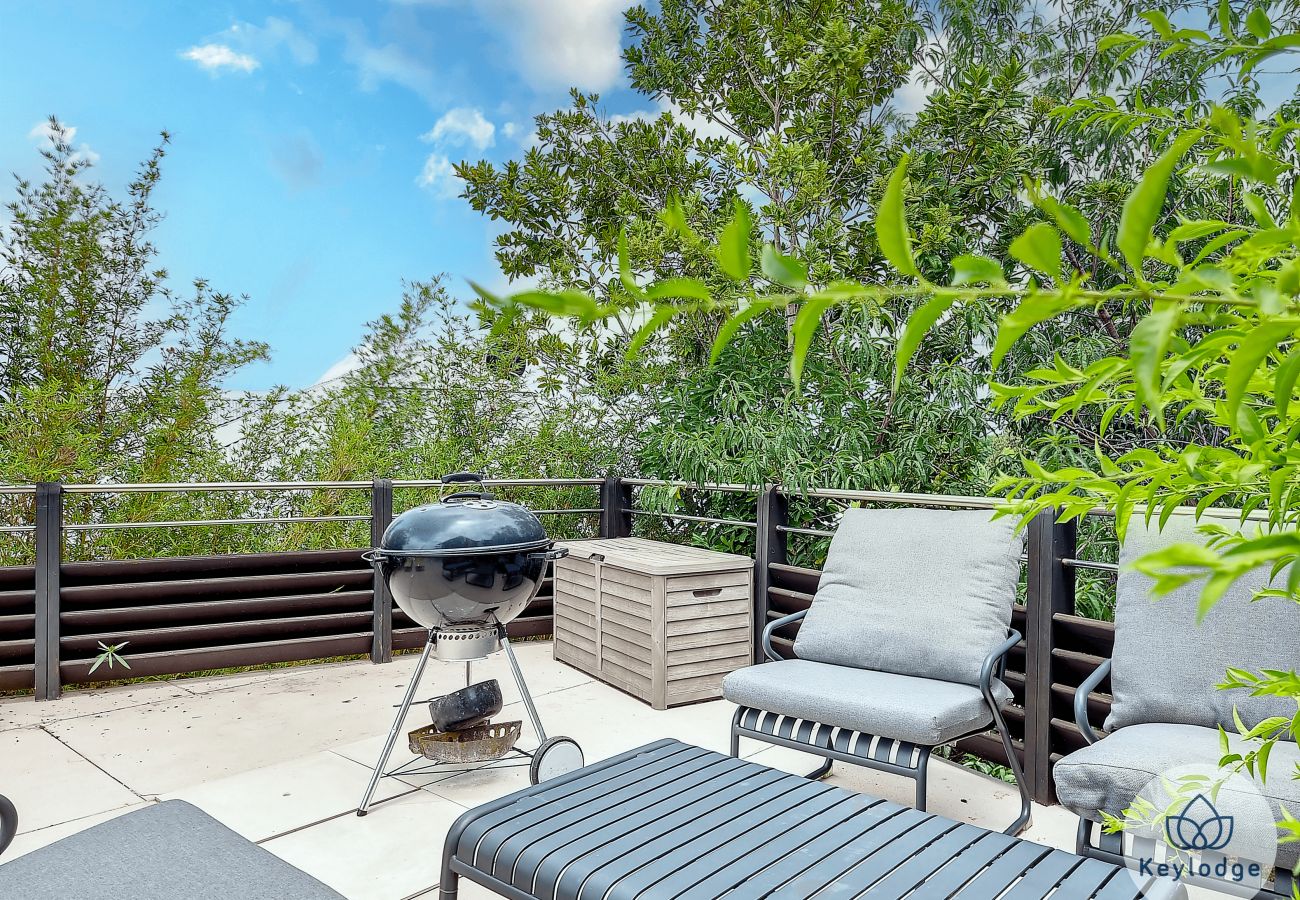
182,43,260,73
422,108,495,151
417,153,461,198
470,0,627,91
226,17,317,65
28,120,99,165
501,121,518,139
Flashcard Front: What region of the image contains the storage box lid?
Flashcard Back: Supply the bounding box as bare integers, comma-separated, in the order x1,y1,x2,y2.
556,537,752,576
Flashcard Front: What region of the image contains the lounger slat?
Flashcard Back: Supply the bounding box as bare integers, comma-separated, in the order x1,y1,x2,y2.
564,770,812,900
854,823,988,900
952,842,1055,897
907,830,1020,897
998,850,1082,898
669,794,882,899
1048,858,1124,899
591,777,835,897
765,808,937,898
487,749,725,877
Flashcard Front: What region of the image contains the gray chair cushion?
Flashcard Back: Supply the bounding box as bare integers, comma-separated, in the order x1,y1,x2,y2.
722,658,1012,746
1109,515,1300,733
793,507,1024,686
1054,722,1300,867
0,800,344,899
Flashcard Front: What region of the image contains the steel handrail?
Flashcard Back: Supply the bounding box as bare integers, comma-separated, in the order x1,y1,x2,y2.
62,480,371,493
392,478,603,488
622,509,757,529
63,514,373,531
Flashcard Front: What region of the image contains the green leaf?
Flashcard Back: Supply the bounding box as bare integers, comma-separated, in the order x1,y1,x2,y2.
644,277,712,302
1098,33,1142,52
791,297,836,388
1246,5,1271,40
1010,223,1063,281
1140,9,1175,39
1130,303,1182,409
625,306,677,359
1276,347,1300,420
991,293,1075,370
507,289,599,318
1038,196,1092,246
760,245,808,290
709,300,772,364
617,229,640,296
1225,321,1297,423
895,291,960,389
1243,192,1276,228
1117,131,1203,275
876,154,919,278
1218,0,1235,38
659,196,698,242
717,200,752,281
950,254,1006,286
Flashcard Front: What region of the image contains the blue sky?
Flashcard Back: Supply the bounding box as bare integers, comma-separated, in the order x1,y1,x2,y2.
0,0,646,391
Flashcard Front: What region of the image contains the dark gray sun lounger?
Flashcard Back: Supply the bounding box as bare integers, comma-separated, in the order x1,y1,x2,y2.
441,739,1185,899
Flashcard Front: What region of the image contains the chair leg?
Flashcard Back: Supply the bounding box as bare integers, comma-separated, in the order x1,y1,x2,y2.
805,757,832,780
989,701,1032,835
729,707,742,758
914,750,929,811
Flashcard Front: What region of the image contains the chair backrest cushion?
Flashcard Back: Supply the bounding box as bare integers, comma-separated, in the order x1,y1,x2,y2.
1107,515,1300,734
793,507,1023,686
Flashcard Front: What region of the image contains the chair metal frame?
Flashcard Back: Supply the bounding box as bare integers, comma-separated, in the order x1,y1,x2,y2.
1070,658,1294,898
729,608,1032,835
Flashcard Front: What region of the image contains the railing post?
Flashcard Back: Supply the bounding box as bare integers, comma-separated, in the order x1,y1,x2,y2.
599,474,632,538
1024,508,1076,805
753,485,788,664
370,478,394,664
34,482,63,701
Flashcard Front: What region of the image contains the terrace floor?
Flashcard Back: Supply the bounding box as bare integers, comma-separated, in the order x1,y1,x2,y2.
0,643,1208,900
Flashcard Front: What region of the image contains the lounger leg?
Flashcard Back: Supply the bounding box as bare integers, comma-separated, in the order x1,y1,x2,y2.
914,750,929,811
439,871,459,900
358,632,435,816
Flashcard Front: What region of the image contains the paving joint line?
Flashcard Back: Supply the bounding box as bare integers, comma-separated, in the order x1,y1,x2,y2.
39,724,149,803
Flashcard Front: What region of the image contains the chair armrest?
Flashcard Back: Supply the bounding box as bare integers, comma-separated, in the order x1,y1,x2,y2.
978,629,1023,703
1074,658,1112,746
0,793,16,859
761,609,807,662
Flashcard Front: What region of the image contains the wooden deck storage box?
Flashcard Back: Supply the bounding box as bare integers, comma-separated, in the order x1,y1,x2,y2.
552,538,754,709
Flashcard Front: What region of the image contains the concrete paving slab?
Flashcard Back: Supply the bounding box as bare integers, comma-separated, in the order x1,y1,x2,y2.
0,728,140,833
162,750,415,842
262,788,464,900
0,681,193,732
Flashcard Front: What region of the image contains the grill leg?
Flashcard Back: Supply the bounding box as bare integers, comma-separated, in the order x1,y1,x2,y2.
357,632,435,816
502,634,547,744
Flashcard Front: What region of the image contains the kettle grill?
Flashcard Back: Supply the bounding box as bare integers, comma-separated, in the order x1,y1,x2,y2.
356,473,584,815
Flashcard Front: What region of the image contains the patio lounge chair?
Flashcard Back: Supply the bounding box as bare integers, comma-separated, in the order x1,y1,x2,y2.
722,507,1033,834
1057,515,1300,897
0,795,344,899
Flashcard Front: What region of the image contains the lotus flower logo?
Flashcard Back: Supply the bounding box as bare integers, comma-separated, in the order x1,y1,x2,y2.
1165,794,1235,851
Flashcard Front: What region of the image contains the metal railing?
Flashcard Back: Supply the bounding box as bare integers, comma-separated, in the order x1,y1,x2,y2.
3,471,1133,807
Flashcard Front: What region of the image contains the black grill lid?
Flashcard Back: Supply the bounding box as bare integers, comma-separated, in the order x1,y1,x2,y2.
378,473,550,557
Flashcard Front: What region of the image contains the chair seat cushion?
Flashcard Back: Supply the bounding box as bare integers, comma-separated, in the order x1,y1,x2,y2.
792,508,1023,687
722,659,1012,746
1055,723,1300,867
0,800,345,899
